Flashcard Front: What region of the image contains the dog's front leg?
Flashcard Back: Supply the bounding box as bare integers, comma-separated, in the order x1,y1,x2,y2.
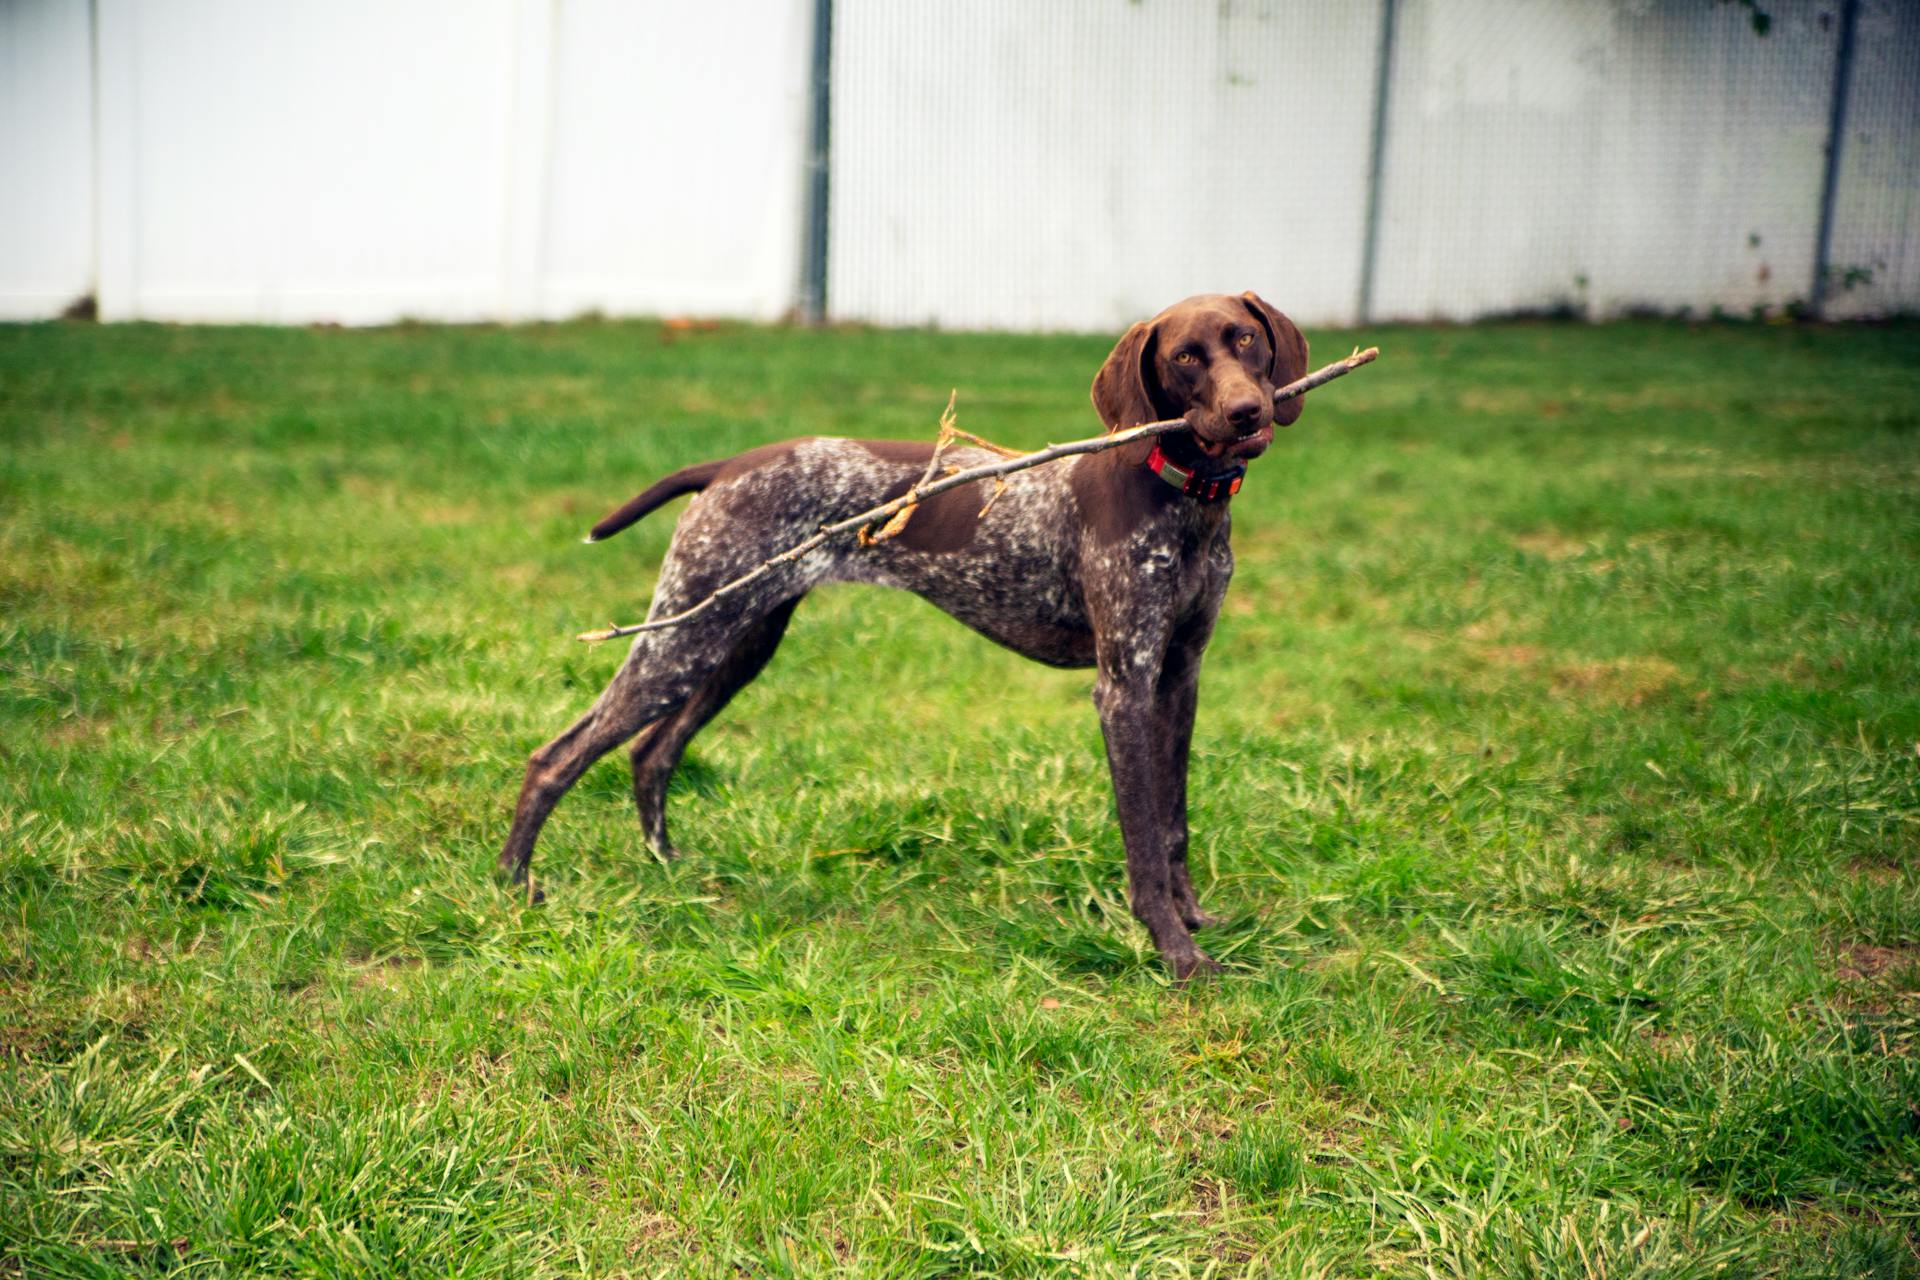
1158,618,1223,931
1093,648,1218,981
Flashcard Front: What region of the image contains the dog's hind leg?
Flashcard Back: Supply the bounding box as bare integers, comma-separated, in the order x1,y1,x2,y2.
629,598,798,859
495,598,794,896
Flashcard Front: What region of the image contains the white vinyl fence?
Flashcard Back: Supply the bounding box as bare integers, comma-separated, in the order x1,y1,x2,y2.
0,0,813,325
2,0,1916,329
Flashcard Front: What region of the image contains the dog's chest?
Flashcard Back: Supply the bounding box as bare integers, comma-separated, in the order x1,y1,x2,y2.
1087,502,1230,618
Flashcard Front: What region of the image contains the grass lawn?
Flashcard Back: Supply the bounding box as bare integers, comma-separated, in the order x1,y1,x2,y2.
2,314,1917,1277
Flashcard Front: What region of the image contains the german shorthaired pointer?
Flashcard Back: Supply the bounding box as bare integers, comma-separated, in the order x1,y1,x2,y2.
498,291,1308,979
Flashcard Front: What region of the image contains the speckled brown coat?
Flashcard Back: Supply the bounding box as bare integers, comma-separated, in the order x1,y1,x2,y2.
498,292,1309,980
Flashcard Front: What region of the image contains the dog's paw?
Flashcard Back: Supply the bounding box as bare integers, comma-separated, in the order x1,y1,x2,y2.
495,867,547,906
1168,950,1224,984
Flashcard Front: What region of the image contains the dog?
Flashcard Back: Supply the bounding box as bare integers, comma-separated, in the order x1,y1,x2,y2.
497,292,1308,979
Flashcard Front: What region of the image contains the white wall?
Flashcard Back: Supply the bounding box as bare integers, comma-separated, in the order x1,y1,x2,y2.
830,0,1896,328
1582,0,1836,319
92,0,521,324
1371,0,1837,320
829,0,1383,331
1822,0,1920,320
0,0,95,320
1,0,1915,329
9,0,811,325
539,1,812,322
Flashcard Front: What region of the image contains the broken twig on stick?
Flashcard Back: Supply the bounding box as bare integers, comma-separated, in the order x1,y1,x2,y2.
576,345,1378,643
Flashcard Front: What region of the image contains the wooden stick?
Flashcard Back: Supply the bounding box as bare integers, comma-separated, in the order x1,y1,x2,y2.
576,346,1378,642
861,389,961,546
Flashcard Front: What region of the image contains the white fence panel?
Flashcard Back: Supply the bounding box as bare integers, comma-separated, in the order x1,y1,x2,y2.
828,0,1382,332
63,0,812,325
2,0,1916,328
1584,0,1836,319
1369,0,1614,320
0,0,95,320
92,0,520,324
538,1,812,322
1822,0,1920,320
1369,0,1836,321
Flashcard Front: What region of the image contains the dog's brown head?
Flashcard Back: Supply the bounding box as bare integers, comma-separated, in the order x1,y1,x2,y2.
1091,292,1308,461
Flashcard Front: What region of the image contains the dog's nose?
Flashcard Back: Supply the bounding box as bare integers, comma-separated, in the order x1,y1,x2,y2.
1225,397,1263,431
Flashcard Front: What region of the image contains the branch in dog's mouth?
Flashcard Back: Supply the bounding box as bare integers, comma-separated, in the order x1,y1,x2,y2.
576,346,1379,643
1274,345,1378,405
1192,345,1379,459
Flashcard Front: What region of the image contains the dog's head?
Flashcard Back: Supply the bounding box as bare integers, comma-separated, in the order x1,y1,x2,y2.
1090,292,1308,461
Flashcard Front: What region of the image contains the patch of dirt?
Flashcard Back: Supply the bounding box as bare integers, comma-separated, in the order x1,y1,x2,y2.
1597,390,1717,414
1652,460,1791,483
1458,388,1556,416
1771,651,1857,688
1479,643,1546,668
353,955,426,991
1189,1177,1222,1224
1834,943,1920,984
1466,644,1684,706
1459,613,1516,643
123,928,210,966
1640,1027,1695,1055
1550,656,1683,706
625,1210,689,1256
1512,530,1592,561
1810,948,1919,1052
415,502,480,528
511,375,619,417
0,988,53,1061
47,715,113,746
1847,858,1910,886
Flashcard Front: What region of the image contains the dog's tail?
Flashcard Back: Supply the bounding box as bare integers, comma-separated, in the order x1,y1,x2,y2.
584,459,728,543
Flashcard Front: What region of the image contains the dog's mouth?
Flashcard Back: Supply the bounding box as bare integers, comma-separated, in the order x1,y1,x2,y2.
1194,423,1274,461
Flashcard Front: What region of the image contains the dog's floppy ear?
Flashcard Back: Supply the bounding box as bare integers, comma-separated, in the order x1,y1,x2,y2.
1090,321,1160,431
1240,291,1309,426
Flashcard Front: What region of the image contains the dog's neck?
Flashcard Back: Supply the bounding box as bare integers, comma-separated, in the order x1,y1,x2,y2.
1143,430,1246,503
1072,441,1235,548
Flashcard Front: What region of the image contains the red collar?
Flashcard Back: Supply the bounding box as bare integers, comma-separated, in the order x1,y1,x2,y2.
1145,443,1244,502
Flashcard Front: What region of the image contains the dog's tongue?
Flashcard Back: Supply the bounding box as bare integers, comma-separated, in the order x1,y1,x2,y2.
1196,434,1229,459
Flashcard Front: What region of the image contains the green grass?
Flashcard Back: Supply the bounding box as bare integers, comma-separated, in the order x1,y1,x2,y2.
2,314,1917,1277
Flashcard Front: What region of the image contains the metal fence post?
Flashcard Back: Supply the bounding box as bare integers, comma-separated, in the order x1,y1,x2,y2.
1356,0,1400,327
798,0,834,325
1811,0,1860,318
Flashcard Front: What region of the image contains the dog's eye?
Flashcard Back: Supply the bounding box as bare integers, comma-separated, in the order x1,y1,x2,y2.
1172,351,1197,366
1237,332,1255,348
